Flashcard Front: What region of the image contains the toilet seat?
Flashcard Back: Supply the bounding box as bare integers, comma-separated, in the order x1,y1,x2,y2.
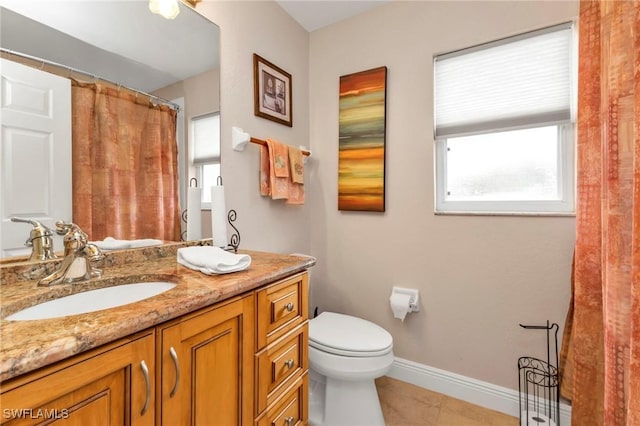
309,312,393,357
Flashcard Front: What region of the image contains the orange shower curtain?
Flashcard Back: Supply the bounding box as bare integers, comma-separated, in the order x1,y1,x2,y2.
71,81,181,242
560,1,639,425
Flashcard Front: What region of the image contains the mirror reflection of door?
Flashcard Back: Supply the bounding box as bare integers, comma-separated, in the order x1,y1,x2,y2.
0,59,72,258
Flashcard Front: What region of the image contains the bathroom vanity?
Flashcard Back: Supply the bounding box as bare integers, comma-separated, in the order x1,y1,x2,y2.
0,244,313,425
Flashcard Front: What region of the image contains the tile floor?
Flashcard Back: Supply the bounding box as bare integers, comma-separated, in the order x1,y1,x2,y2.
375,376,519,426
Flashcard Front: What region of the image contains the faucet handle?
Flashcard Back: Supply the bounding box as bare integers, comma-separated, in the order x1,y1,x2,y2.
55,221,88,240
10,217,57,261
11,217,53,234
83,243,105,262
55,220,79,235
11,216,44,227
11,217,54,243
55,221,89,256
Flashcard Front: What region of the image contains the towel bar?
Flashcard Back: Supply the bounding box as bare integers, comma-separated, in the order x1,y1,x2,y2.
231,126,311,156
249,137,311,156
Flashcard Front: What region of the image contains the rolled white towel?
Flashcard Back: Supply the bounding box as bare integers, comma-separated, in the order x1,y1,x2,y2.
93,237,163,251
177,246,251,275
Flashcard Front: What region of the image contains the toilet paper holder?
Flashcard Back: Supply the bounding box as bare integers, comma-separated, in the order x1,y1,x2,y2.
389,286,420,322
390,287,420,311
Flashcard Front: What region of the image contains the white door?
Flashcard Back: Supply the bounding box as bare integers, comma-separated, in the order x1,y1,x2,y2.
0,58,72,258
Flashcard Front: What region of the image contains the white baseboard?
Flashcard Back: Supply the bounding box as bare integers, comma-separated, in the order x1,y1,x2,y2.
387,357,572,426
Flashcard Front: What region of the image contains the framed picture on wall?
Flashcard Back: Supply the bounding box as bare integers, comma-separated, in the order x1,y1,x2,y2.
253,54,293,127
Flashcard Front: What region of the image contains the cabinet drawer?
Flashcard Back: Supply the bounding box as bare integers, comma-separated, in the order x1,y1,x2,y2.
256,272,308,349
256,323,308,415
256,373,308,426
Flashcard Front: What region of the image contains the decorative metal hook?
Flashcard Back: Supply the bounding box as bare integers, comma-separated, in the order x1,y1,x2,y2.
180,208,189,241
226,209,240,252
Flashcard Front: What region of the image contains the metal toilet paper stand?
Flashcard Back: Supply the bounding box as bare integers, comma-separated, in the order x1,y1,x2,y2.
518,321,560,426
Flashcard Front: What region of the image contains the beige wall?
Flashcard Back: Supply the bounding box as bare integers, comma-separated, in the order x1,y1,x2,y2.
195,0,578,392
196,1,312,254
307,1,578,391
154,67,220,118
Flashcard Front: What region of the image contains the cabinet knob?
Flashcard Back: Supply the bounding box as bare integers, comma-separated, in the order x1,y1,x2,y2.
285,416,295,426
285,359,294,369
285,302,295,312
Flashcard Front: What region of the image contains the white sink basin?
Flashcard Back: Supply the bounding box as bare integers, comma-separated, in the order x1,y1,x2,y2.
5,282,176,321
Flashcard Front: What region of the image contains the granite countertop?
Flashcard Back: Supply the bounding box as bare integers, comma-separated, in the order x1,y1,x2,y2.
0,246,315,382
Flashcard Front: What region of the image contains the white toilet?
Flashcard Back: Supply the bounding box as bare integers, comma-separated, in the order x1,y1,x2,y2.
308,312,394,426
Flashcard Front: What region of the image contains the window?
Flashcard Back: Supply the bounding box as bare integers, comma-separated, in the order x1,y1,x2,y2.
434,22,575,214
190,112,220,205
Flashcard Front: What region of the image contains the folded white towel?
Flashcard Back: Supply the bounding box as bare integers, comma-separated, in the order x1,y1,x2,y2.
129,238,164,248
93,237,163,251
177,246,251,275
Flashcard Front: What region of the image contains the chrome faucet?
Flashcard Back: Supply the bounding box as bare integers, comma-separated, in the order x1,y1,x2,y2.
39,221,105,287
10,217,58,261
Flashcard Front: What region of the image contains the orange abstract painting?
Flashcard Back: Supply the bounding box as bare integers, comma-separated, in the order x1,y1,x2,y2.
338,66,387,212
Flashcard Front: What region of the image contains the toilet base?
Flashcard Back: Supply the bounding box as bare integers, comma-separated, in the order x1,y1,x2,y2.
309,369,386,426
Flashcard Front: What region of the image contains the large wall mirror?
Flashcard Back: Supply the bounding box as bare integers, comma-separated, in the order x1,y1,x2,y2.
0,0,220,261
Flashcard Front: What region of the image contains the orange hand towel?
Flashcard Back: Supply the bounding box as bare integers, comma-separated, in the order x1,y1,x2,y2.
265,139,289,199
286,181,304,205
271,140,289,178
259,139,304,205
259,145,271,196
288,146,304,184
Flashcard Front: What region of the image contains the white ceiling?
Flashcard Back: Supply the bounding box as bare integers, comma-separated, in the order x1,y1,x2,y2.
276,0,391,32
0,0,220,92
0,0,387,95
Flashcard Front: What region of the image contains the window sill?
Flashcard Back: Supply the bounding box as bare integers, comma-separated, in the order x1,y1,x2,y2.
434,210,576,217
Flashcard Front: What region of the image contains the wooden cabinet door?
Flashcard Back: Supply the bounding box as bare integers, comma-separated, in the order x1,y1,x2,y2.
0,331,155,426
158,296,254,426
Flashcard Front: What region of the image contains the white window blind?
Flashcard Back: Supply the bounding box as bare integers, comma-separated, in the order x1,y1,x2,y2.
434,22,574,138
191,112,220,165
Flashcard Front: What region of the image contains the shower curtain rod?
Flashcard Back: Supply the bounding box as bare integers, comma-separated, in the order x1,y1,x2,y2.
1,48,181,111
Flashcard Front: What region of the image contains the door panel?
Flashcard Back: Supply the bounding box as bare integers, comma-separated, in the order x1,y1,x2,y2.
159,297,253,426
0,58,71,258
0,332,155,426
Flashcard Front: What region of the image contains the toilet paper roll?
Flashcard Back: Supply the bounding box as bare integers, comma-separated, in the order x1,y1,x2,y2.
390,292,412,322
211,185,228,247
186,187,202,240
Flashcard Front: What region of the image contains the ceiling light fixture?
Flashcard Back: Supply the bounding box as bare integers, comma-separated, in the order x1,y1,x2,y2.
149,0,180,20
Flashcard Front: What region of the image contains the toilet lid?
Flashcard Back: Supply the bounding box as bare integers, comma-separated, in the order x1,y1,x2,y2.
309,312,393,357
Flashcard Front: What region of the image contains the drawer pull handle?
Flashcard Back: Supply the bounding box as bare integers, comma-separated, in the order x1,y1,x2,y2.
285,416,295,426
140,360,150,416
285,302,295,312
285,359,295,369
169,346,180,398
